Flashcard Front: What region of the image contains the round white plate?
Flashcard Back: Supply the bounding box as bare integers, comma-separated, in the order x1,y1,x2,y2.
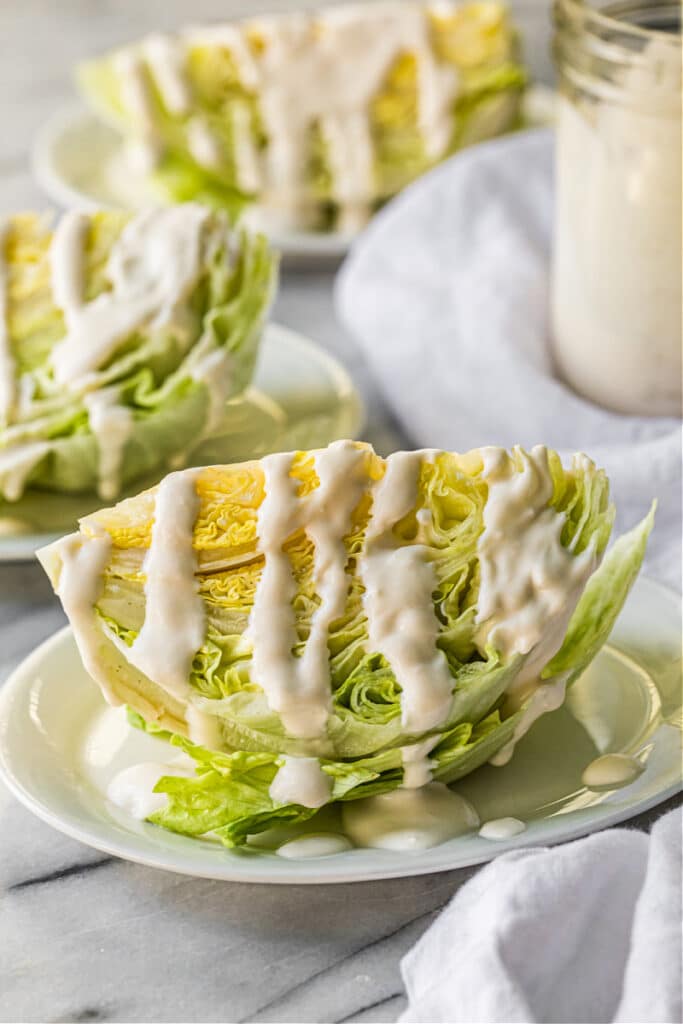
32,89,555,264
0,323,363,562
0,577,679,884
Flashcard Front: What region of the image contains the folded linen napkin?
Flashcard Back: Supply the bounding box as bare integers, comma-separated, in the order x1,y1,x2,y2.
336,130,682,588
399,808,682,1024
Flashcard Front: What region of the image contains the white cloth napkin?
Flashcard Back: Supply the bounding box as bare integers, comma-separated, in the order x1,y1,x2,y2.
336,130,682,588
399,808,682,1024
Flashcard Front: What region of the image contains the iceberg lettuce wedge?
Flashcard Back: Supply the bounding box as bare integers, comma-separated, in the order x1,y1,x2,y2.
0,206,276,504
39,443,653,847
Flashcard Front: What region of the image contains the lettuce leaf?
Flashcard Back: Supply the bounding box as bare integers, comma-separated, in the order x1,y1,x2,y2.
543,503,656,684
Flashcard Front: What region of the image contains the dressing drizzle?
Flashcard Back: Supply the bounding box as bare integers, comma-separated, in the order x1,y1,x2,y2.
46,442,603,814
479,816,526,840
360,451,454,735
83,387,134,501
127,470,204,702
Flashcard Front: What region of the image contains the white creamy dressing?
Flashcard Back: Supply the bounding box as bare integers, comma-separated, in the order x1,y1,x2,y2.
143,34,192,116
52,530,119,705
81,705,131,768
476,446,596,678
0,440,50,501
247,441,368,739
140,33,220,172
248,4,457,217
107,759,193,820
400,734,441,789
117,4,458,218
342,783,479,851
276,833,352,859
269,756,331,809
114,50,162,169
552,38,682,416
50,209,88,316
0,220,16,423
478,816,526,840
49,205,209,386
476,446,597,761
360,450,454,735
250,443,460,804
0,516,30,536
127,469,205,703
83,387,134,500
299,443,369,721
49,441,600,822
230,103,262,195
582,753,644,790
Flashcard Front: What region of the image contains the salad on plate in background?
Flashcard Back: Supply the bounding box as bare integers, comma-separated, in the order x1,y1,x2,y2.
0,203,276,513
77,1,528,234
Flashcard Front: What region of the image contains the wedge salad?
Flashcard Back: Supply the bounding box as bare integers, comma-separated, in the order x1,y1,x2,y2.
0,204,276,505
78,1,527,232
38,442,654,851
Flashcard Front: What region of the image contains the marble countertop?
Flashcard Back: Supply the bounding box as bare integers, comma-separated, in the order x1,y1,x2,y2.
0,4,678,1022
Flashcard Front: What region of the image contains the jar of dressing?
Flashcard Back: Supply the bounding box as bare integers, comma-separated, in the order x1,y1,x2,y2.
552,0,682,417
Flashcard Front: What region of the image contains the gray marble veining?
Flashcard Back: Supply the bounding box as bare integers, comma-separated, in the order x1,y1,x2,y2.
0,4,678,1023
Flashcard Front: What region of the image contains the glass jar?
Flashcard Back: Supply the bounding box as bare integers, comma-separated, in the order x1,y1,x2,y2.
552,0,681,417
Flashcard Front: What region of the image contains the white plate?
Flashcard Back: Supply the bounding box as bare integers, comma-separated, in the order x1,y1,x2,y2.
0,577,679,884
32,89,556,264
0,323,363,562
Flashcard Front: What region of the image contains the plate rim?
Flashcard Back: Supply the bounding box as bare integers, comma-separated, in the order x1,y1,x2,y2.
0,576,680,884
0,321,364,563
